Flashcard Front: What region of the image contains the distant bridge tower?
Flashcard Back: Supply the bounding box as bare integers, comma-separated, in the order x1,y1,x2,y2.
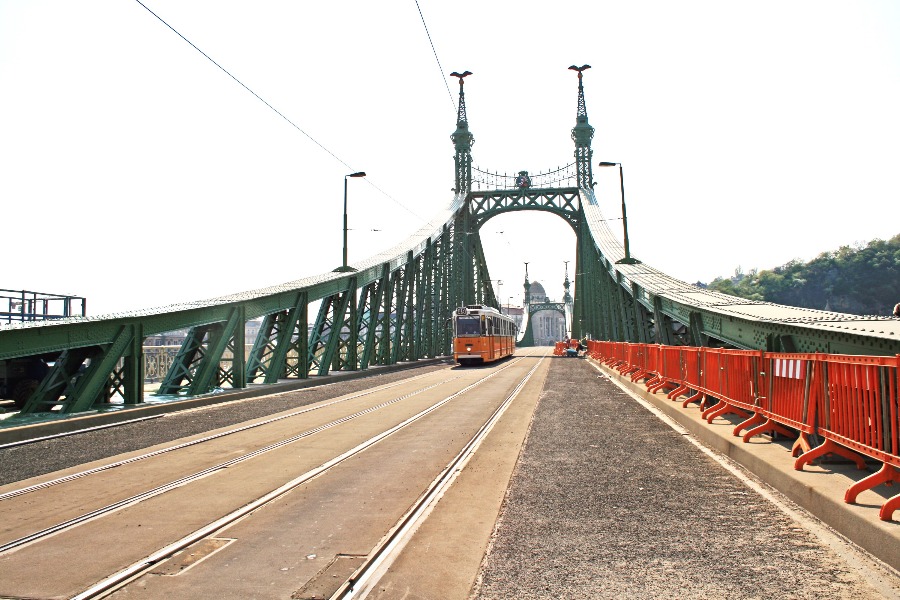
523,262,531,308
563,261,574,336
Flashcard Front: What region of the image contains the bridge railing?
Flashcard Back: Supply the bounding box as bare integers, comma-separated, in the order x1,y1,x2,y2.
142,345,256,385
586,340,900,522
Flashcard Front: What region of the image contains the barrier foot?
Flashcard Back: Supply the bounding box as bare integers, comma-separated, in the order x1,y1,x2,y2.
733,412,766,437
681,390,704,409
704,402,750,424
629,369,648,382
701,397,731,421
742,419,797,443
791,433,813,458
794,438,867,472
701,400,721,422
846,463,900,504
667,384,689,400
648,378,672,394
879,493,900,521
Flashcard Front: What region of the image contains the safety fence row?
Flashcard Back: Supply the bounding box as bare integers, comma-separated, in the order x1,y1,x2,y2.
553,339,582,357
585,340,900,522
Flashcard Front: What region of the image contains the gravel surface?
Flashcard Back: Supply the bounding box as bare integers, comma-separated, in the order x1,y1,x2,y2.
0,363,450,485
473,357,890,599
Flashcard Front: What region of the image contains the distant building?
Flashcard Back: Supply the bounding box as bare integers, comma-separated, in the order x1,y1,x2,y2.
502,305,524,332
528,281,566,346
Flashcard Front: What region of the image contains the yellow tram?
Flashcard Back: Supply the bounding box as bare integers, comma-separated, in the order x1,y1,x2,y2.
452,305,517,365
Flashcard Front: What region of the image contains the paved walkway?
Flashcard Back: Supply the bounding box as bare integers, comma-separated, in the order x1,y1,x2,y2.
472,356,899,599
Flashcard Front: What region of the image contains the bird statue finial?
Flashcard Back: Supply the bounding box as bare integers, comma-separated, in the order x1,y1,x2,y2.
450,71,473,85
568,64,591,80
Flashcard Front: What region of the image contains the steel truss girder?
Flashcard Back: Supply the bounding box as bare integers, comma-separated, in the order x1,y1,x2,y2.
417,228,452,358
156,307,244,397
471,234,495,309
246,292,309,384
580,193,900,354
19,324,144,414
357,265,390,370
6,187,900,418
309,281,357,376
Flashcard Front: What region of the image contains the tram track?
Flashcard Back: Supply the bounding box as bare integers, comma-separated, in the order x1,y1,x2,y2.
333,353,546,600
0,369,443,501
0,355,536,599
0,375,459,555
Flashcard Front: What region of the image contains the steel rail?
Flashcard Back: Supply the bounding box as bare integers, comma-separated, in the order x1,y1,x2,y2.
0,369,439,501
69,356,526,600
332,350,548,599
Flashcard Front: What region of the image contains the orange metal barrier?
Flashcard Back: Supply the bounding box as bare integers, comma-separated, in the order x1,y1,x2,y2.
796,354,900,519
585,340,900,522
678,348,704,408
700,348,757,426
554,342,566,356
655,346,687,396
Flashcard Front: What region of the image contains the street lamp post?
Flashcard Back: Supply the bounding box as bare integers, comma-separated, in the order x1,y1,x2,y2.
598,162,640,265
338,171,366,272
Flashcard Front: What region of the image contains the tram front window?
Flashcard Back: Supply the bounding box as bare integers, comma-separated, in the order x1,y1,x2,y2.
456,316,482,336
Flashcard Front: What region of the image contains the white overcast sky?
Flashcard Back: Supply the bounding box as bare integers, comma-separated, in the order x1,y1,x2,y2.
2,1,899,316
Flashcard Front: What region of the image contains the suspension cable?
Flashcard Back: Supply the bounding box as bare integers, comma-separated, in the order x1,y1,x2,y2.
133,0,350,171
414,0,457,115
133,0,428,222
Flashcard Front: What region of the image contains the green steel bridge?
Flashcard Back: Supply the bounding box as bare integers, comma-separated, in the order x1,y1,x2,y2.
2,68,899,418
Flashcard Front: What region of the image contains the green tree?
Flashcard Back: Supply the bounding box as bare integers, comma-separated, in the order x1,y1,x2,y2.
706,235,900,315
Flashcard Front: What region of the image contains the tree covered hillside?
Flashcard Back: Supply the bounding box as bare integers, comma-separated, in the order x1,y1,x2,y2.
705,234,900,316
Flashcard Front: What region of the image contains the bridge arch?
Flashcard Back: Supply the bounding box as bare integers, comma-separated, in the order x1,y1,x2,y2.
469,187,581,233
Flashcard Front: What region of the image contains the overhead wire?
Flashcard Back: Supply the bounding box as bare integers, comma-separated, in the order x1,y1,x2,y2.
132,0,428,223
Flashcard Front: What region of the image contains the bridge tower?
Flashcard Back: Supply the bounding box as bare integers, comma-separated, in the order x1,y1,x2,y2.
450,71,497,311
570,65,595,341
450,71,474,195
569,65,595,190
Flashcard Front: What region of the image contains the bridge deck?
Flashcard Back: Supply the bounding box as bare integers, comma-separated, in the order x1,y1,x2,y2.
1,356,898,598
